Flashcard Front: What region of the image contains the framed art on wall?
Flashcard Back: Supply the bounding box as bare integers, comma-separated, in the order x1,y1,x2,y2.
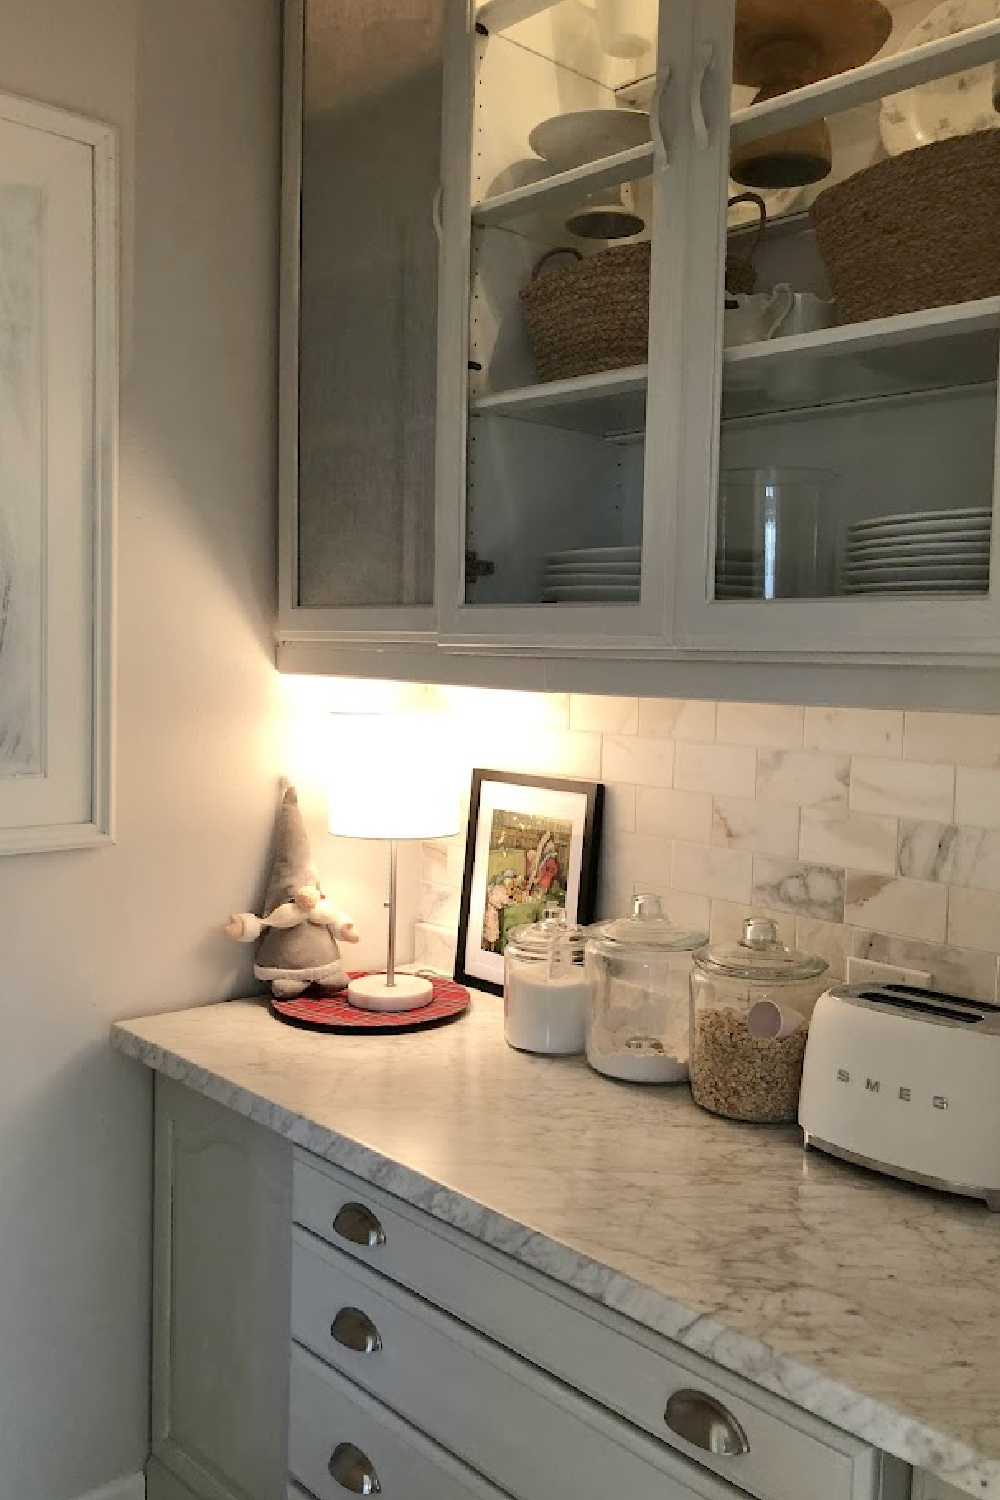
0,90,117,854
455,769,603,996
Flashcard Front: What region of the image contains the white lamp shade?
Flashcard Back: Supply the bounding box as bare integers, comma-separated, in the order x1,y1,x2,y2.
328,713,460,841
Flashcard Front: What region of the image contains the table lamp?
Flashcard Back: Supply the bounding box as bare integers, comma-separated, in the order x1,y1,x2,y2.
328,713,459,1011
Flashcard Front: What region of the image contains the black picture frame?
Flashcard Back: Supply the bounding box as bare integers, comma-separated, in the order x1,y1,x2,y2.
454,768,604,996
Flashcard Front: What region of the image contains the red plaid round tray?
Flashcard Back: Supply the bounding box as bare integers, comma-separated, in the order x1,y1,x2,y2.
269,973,471,1034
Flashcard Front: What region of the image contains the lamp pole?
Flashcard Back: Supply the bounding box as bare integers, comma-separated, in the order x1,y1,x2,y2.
385,839,398,988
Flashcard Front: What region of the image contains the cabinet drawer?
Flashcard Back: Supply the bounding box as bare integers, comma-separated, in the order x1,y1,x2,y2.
294,1152,877,1500
290,1343,510,1500
293,1226,757,1500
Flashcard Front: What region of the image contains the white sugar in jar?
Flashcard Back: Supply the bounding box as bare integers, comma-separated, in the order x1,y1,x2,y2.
504,909,591,1056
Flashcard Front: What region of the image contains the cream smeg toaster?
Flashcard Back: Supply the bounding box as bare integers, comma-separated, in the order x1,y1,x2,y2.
799,983,1000,1210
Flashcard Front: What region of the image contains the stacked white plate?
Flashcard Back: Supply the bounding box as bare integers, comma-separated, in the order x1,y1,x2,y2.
840,507,992,596
715,550,764,600
542,546,641,603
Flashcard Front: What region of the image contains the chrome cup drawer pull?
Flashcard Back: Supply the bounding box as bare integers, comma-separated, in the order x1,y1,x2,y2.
333,1202,387,1249
329,1442,381,1494
331,1306,383,1355
664,1389,750,1457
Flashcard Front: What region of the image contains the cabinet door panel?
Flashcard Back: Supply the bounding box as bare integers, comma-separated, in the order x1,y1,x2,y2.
151,1076,292,1500
676,0,1000,655
435,0,698,646
279,0,442,633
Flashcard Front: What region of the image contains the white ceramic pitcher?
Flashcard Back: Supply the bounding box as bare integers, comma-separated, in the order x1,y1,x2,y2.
723,285,794,347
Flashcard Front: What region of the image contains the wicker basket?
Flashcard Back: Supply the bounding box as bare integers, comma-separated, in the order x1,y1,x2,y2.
519,243,650,382
809,130,1000,324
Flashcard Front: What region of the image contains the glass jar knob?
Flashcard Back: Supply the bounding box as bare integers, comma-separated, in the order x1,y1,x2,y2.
633,892,663,919
742,916,778,949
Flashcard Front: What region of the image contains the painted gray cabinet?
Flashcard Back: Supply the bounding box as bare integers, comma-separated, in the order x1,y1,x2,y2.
279,0,444,640
147,1076,291,1500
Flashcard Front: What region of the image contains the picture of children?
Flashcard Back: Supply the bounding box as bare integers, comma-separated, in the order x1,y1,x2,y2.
479,809,572,954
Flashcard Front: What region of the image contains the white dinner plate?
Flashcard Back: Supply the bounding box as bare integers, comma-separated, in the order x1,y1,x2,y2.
844,567,990,577
842,565,990,583
847,527,992,546
544,575,641,589
880,0,1000,157
849,506,991,530
544,561,641,576
839,558,989,567
844,548,990,562
842,581,990,594
547,546,641,565
529,109,650,171
543,585,641,602
847,538,991,557
847,536,991,552
846,553,990,569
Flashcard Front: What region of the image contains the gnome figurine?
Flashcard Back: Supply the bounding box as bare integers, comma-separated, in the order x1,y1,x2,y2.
226,785,359,998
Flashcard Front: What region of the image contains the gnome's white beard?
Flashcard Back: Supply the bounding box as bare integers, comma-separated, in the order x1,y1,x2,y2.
226,892,359,946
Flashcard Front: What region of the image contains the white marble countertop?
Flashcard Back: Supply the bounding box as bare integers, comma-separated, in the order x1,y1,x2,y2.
113,993,1000,1499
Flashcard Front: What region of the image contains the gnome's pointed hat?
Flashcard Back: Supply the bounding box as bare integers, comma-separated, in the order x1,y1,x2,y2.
262,786,319,916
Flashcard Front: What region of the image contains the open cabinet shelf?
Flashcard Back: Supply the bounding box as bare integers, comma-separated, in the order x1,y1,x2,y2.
471,364,648,434
472,300,1000,435
472,143,655,227
723,298,1000,420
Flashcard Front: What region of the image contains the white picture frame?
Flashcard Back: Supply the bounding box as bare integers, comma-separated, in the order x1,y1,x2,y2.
0,90,117,854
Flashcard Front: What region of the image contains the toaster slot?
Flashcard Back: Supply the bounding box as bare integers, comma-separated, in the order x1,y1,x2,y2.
855,986,991,1024
882,984,1000,1012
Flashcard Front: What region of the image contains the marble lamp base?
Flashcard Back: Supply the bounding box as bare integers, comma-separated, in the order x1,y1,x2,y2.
347,971,434,1012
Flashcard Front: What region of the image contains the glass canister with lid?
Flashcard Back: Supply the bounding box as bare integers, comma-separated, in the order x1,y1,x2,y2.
689,918,829,1123
504,906,591,1055
585,894,709,1083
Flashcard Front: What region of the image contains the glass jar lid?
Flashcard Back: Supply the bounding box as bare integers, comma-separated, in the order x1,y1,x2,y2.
590,893,708,953
506,905,588,960
693,917,828,983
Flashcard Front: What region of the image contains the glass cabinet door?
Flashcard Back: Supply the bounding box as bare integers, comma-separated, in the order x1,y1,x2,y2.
279,0,443,631
436,0,694,641
676,0,1000,654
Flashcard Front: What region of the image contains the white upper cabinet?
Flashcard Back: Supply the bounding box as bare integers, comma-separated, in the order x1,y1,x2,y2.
279,0,445,643
434,0,1000,657
279,0,1000,667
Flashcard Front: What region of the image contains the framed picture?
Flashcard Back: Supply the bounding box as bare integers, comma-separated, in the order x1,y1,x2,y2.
455,769,604,996
0,91,117,853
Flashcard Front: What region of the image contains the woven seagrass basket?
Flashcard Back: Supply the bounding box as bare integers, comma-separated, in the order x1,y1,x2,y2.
519,243,650,382
809,130,1000,324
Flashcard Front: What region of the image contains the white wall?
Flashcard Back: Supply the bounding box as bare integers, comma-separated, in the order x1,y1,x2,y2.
0,3,286,1497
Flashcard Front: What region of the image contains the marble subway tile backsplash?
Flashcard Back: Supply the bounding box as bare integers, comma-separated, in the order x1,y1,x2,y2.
407,692,1000,1002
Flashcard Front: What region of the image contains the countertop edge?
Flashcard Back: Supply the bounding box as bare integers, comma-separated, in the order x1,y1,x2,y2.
111,1013,998,1500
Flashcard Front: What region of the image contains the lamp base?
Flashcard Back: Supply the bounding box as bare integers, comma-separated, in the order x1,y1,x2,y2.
347,972,434,1013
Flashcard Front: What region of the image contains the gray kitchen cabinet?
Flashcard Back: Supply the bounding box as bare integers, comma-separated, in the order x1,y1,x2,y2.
276,0,1000,706
148,1076,292,1500
148,1074,923,1500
